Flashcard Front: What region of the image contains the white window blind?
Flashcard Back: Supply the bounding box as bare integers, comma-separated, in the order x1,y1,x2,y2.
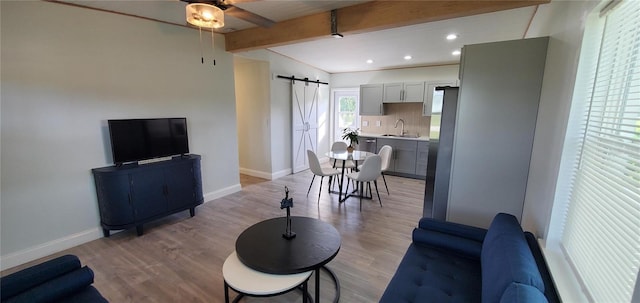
560,1,640,302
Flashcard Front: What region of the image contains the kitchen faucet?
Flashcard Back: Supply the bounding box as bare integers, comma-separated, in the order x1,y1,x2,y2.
394,118,405,136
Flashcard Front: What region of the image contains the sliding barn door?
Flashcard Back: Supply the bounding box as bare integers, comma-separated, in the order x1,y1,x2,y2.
291,81,319,173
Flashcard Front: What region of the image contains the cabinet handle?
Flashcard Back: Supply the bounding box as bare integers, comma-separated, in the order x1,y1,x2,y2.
128,194,132,205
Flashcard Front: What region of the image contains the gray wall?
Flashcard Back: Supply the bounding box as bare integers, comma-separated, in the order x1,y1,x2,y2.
330,65,458,88
521,0,599,238
447,37,549,228
1,1,240,268
234,57,272,177
236,50,330,178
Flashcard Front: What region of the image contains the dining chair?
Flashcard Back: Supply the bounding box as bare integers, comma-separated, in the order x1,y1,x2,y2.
378,145,392,194
330,141,356,191
346,155,382,211
306,150,340,202
358,145,392,195
331,141,356,171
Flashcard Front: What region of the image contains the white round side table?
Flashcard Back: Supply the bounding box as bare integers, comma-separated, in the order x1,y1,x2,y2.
222,251,313,302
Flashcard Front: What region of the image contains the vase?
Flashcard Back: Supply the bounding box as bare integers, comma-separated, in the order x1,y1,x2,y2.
347,146,354,153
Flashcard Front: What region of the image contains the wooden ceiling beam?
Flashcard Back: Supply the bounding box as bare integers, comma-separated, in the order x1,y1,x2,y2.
224,0,550,52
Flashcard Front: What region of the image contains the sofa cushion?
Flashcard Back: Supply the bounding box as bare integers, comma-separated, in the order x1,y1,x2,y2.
500,282,548,303
481,213,545,303
379,243,482,303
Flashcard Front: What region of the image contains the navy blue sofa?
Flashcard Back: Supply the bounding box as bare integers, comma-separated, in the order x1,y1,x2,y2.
380,213,559,303
1,255,108,303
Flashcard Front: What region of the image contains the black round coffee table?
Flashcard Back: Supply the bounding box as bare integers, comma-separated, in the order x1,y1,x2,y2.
236,216,341,303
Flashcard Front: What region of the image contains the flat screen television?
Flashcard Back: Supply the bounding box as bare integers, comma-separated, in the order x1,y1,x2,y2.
108,118,189,165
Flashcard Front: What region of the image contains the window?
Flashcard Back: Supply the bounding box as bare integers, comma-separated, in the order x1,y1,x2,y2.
553,1,640,302
333,89,359,141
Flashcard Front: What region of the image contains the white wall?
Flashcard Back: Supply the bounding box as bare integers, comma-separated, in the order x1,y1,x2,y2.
234,57,272,178
0,1,240,269
521,0,598,237
236,50,331,178
330,65,459,88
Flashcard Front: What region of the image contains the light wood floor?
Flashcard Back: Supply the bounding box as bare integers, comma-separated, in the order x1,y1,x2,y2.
2,170,426,303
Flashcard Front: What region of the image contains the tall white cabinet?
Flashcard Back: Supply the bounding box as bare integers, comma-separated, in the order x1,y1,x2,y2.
446,37,549,228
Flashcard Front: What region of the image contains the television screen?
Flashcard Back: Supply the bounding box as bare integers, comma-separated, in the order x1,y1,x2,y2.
108,118,189,164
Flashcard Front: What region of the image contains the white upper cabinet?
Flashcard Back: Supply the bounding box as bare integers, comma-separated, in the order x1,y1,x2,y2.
360,84,384,116
383,82,425,103
423,80,457,116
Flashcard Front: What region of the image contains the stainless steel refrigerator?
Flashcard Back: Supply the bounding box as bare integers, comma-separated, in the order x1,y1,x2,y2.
423,86,459,219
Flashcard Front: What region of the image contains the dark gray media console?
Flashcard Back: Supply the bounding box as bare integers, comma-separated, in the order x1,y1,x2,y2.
92,154,204,236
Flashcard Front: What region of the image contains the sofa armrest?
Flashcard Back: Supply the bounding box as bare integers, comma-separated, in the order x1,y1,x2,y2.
525,232,561,303
4,266,95,303
412,228,484,259
1,255,81,301
418,217,487,242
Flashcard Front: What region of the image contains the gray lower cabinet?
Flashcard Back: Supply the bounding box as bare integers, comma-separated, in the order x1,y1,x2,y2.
377,138,419,176
416,142,429,177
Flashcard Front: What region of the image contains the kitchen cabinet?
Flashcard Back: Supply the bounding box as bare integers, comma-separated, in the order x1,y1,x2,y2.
377,138,418,175
383,82,425,103
359,84,384,115
92,155,204,237
416,141,429,177
447,37,549,228
423,80,457,116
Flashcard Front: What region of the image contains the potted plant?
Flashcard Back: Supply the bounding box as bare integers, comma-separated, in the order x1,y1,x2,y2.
342,128,360,152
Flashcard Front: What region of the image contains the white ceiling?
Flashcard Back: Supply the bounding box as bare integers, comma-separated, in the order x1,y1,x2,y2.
57,1,547,73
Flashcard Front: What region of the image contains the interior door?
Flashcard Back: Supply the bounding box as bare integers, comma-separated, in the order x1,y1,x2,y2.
292,81,319,173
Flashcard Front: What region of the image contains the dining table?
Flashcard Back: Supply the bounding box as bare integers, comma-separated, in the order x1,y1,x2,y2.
325,150,373,202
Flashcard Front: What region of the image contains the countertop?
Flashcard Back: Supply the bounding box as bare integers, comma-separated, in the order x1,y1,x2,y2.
359,132,429,142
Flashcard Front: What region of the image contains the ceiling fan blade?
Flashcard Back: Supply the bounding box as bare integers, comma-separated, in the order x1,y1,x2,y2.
225,6,275,28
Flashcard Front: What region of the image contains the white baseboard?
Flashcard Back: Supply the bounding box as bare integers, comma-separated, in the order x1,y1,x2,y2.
203,184,242,203
271,168,292,180
0,228,103,271
239,168,273,180
239,167,292,180
1,184,242,271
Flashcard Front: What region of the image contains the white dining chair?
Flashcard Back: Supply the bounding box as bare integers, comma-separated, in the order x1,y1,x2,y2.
331,141,356,171
358,145,392,195
378,145,392,194
346,155,382,211
307,150,340,202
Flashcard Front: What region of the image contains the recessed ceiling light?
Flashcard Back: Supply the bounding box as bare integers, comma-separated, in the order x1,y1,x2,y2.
366,59,374,64
452,50,461,56
446,34,458,40
404,55,412,60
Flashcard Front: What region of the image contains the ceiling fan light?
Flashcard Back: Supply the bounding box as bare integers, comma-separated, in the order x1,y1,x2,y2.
186,3,224,29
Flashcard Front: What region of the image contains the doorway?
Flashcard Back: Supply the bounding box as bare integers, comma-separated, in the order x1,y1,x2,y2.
332,89,360,143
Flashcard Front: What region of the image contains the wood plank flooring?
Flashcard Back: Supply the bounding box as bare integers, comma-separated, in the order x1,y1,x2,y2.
2,170,426,303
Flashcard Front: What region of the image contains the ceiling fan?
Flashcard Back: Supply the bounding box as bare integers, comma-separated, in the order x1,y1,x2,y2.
181,0,275,29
